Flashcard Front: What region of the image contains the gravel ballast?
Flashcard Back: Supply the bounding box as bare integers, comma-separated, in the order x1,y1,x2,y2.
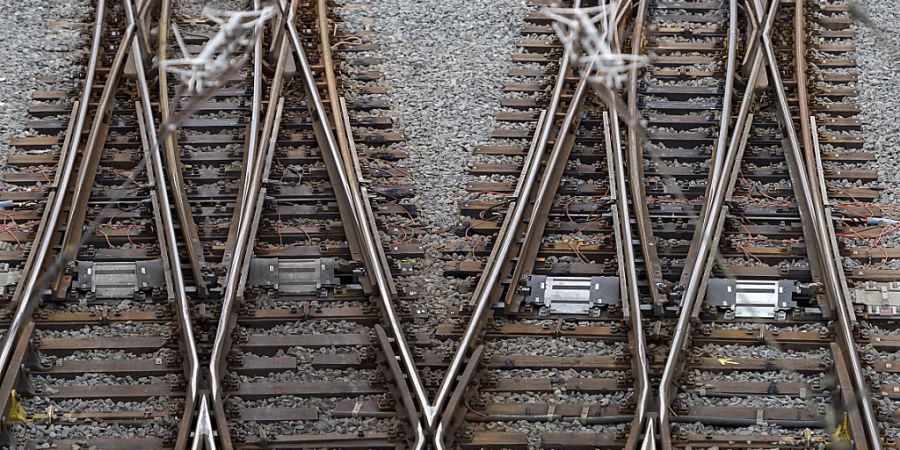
338,0,529,332
0,0,91,184
339,0,527,228
855,1,900,199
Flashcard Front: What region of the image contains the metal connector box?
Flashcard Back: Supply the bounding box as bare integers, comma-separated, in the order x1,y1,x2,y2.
524,275,619,316
706,279,798,319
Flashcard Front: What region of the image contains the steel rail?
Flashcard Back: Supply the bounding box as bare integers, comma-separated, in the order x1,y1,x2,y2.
624,0,667,313
811,114,872,446
794,0,817,193
0,103,78,445
280,2,431,446
657,2,775,447
338,86,423,442
124,1,205,447
203,5,430,450
437,72,601,445
656,1,881,447
51,7,138,300
315,0,368,265
157,0,210,298
698,0,737,219
276,0,358,266
498,0,590,314
0,0,106,412
503,51,591,313
319,0,356,205
207,98,286,449
134,103,195,449
790,1,854,327
794,2,881,442
433,112,550,450
203,1,276,447
280,0,433,414
606,103,652,449
678,0,740,324
679,0,740,334
434,107,539,440
433,3,664,446
431,12,582,448
129,0,152,66
244,11,264,207
223,0,265,270
333,33,426,450
607,1,652,446
741,0,761,73
206,7,292,448
759,11,882,447
433,116,545,450
614,0,633,37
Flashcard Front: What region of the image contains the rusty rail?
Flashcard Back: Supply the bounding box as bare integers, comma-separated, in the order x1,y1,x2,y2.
613,1,653,446
761,0,880,443
431,3,582,442
125,0,203,446
157,0,210,298
624,0,666,313
0,1,107,438
656,2,774,447
205,2,291,447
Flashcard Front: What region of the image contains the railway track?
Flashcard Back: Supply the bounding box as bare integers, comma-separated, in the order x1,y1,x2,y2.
440,0,891,448
204,1,424,448
653,0,877,447
0,0,427,448
0,1,196,446
438,2,641,448
0,0,894,448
